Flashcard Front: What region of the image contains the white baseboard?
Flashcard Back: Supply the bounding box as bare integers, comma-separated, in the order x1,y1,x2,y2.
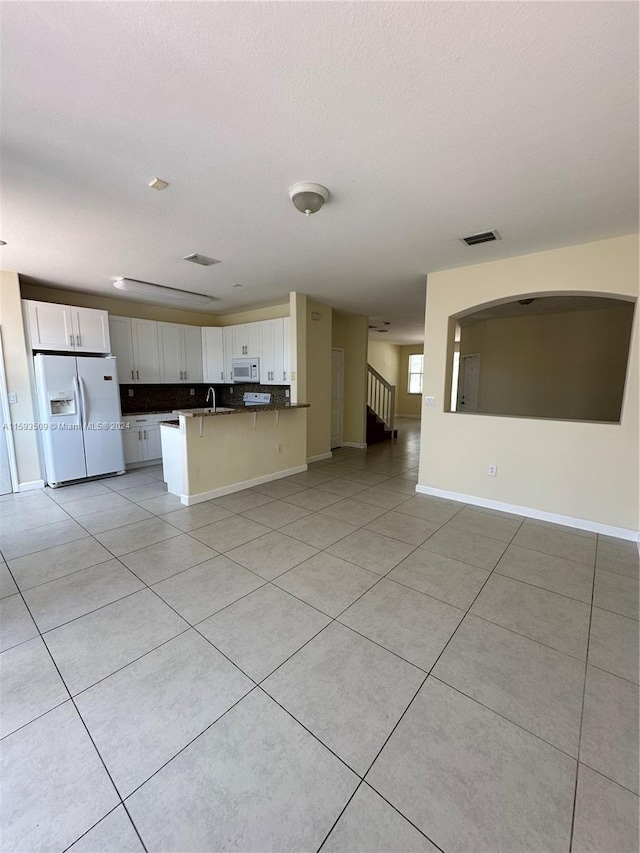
19,479,45,492
180,464,308,505
415,485,640,542
342,442,367,449
307,451,333,463
397,414,421,419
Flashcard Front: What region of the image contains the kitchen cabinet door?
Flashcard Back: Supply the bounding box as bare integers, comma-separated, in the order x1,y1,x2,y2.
158,323,182,383
246,322,262,359
260,320,275,384
122,424,144,464
143,425,162,460
283,316,291,383
231,324,248,358
202,327,225,383
26,301,75,351
108,317,135,382
72,307,110,354
223,327,235,382
131,319,160,383
272,318,285,384
182,325,203,383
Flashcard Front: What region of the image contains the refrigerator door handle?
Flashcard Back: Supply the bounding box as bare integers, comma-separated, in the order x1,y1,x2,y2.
73,375,84,425
79,376,89,427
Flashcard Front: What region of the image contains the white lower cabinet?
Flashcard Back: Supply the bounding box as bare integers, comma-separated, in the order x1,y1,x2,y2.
122,414,172,464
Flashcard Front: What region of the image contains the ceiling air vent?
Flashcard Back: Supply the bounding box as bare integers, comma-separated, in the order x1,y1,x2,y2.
183,253,220,266
461,230,501,246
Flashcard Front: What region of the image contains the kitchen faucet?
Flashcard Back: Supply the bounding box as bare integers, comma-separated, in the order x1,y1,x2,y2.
206,387,216,410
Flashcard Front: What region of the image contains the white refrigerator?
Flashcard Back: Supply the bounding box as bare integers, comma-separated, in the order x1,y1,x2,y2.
34,354,125,486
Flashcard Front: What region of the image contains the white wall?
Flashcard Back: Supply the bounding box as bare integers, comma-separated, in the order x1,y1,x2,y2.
419,235,639,536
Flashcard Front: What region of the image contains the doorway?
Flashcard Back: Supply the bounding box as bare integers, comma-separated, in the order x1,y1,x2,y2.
457,353,480,413
331,348,344,449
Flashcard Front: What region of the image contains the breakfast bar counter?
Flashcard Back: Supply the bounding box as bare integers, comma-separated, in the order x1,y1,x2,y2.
161,403,309,505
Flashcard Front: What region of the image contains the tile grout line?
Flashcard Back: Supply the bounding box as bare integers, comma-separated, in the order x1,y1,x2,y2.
0,557,151,853
568,534,603,853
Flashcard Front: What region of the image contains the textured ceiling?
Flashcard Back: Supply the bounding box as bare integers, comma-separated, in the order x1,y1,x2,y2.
1,2,638,344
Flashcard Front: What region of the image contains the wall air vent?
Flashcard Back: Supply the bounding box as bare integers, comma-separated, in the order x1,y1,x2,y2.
377,329,389,333
183,253,220,266
461,230,501,246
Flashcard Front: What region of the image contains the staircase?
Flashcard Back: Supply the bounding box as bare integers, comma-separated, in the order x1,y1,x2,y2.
367,365,398,444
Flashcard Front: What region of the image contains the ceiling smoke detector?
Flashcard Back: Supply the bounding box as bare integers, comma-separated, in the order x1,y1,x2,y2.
183,253,220,266
288,182,329,216
461,229,501,246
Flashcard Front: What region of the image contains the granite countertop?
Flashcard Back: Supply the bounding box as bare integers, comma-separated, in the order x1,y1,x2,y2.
124,409,198,417
174,403,310,418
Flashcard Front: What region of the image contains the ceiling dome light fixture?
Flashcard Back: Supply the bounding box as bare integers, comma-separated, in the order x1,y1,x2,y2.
288,182,329,217
113,278,213,306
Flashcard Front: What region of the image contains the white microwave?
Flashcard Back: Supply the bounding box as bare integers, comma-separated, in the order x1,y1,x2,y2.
231,358,260,383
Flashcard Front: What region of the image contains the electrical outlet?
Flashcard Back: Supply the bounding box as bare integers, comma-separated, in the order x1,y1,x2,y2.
190,388,195,396
276,444,283,454
285,389,290,398
128,389,134,397
425,396,436,407
488,465,497,477
291,371,296,380
7,392,17,404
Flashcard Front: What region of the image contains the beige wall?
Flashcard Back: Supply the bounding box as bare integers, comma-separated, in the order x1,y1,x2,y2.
332,310,368,445
20,283,221,326
367,341,400,414
397,345,424,417
419,234,639,533
460,305,634,422
181,409,306,500
0,271,41,486
306,299,332,459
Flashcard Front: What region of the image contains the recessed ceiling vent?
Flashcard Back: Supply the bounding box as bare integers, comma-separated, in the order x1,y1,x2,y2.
183,253,220,266
461,229,501,246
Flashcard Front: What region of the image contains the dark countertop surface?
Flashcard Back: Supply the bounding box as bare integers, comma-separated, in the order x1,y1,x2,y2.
174,404,310,418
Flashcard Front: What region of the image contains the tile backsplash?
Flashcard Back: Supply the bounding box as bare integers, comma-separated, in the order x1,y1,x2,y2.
119,383,289,414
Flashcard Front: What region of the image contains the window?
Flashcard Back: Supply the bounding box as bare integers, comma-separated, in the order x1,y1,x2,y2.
407,353,424,394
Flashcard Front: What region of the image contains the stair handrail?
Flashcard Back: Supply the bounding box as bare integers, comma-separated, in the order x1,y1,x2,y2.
367,364,396,432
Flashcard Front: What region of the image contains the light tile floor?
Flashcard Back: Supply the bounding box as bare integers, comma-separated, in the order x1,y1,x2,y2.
1,419,638,852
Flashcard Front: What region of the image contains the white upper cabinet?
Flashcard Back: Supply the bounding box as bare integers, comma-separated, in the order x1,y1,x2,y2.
260,317,291,384
182,325,203,383
26,301,110,354
223,327,235,382
109,316,160,383
246,323,261,358
283,316,291,383
202,327,225,383
108,316,136,382
158,323,203,383
72,307,110,353
131,319,161,383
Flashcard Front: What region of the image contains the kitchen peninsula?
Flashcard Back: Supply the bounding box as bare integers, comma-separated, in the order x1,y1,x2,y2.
161,403,310,504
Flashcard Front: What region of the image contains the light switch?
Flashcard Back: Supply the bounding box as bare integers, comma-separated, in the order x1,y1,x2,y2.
7,392,17,404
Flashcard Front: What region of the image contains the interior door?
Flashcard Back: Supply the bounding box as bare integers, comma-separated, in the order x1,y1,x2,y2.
73,308,110,354
182,325,203,383
331,348,344,449
0,396,12,495
457,353,480,412
77,357,125,476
